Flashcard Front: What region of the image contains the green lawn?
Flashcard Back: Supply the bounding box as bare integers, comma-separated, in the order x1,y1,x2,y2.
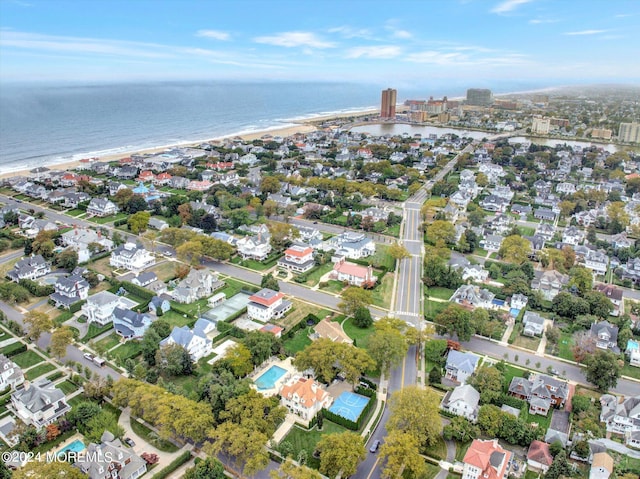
427,287,453,301
11,350,45,368
281,422,349,470
217,276,255,298
0,341,24,356
556,331,575,361
502,364,527,391
371,273,394,309
454,440,471,462
94,332,121,352
25,363,56,380
283,327,312,355
621,363,640,380
111,341,142,362
385,223,400,237
323,280,345,294
161,310,193,328
473,248,488,256
425,298,448,320
520,409,552,433
81,323,114,342
342,317,375,349
130,417,180,452
304,262,334,287
513,335,541,352
88,212,128,224
422,435,447,460
231,255,280,271
57,380,79,395
368,245,396,270
66,209,86,217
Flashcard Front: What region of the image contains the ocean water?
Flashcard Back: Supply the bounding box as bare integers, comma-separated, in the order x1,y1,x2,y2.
0,81,387,174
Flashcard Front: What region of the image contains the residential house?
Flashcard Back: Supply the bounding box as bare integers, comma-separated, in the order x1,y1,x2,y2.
110,243,155,271
277,245,315,273
160,318,216,362
444,350,479,384
298,226,322,243
279,376,333,422
535,223,556,241
510,293,528,310
153,172,172,186
61,227,114,262
108,181,128,196
589,452,614,479
172,268,222,304
189,201,219,217
440,384,480,422
508,374,569,416
148,217,169,231
247,288,292,322
562,226,584,246
0,354,24,391
170,176,190,189
462,439,511,479
6,254,50,282
187,180,212,191
75,430,147,479
611,232,634,250
443,203,459,222
18,216,57,238
450,285,495,310
522,311,546,337
544,410,571,447
482,234,504,251
531,270,569,300
360,207,390,222
131,271,158,288
260,324,284,338
87,198,119,217
480,195,509,212
311,318,353,344
600,394,640,441
589,321,620,353
534,208,557,222
511,204,532,216
556,182,577,195
82,291,129,325
527,441,553,474
583,249,609,276
10,379,70,428
112,308,152,340
331,258,376,287
49,273,90,309
267,193,292,209
324,232,376,260
594,284,623,316
237,231,272,261
627,339,640,368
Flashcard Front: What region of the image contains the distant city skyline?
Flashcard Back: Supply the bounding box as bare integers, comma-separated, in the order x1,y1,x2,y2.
1,0,639,84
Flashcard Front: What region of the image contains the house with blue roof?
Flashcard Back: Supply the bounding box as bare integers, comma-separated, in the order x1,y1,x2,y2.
149,296,170,315
112,308,153,341
159,318,216,362
444,350,480,384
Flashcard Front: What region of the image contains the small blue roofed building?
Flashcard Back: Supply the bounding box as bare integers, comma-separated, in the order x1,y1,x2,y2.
149,296,170,315
444,350,480,385
159,318,216,362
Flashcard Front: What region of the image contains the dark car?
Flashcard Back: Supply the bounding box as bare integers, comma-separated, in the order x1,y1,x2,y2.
369,440,380,453
124,437,135,447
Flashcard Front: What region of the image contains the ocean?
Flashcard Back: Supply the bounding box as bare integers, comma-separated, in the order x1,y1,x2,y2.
0,81,388,174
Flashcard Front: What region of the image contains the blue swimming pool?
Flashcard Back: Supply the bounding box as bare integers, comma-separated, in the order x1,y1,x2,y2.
510,308,520,317
255,365,287,390
492,299,505,307
58,439,85,456
329,391,370,422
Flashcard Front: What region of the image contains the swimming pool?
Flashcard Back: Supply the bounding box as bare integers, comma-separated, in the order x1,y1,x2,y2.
58,439,85,456
329,391,370,422
510,308,520,317
492,299,505,307
255,365,287,390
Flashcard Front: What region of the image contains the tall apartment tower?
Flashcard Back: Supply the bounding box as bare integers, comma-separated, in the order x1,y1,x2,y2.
619,122,640,143
381,88,397,119
466,88,493,107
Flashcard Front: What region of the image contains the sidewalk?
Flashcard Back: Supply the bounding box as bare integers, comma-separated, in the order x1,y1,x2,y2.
272,413,297,444
360,376,388,440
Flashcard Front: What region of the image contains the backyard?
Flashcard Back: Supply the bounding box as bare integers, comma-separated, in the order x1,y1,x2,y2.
426,287,453,301
342,317,374,349
280,422,349,470
283,327,312,355
302,262,334,287
273,301,331,332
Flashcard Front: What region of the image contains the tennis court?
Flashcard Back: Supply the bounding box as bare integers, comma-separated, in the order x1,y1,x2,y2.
329,391,370,422
202,292,250,322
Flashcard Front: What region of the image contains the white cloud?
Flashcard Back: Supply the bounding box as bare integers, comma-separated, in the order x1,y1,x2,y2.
346,46,402,59
328,26,374,40
195,30,230,41
393,29,412,39
491,0,534,14
529,18,558,24
563,29,608,35
253,31,336,49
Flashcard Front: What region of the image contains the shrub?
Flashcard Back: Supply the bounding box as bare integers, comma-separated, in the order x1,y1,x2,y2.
152,451,192,479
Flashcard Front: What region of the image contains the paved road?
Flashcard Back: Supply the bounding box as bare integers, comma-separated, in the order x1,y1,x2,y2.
272,215,396,245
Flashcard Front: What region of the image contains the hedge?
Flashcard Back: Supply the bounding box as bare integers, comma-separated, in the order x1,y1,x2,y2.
322,393,373,431
354,386,376,398
152,451,192,479
0,342,27,357
121,281,154,301
46,371,64,382
282,313,318,340
358,377,378,390
18,278,54,297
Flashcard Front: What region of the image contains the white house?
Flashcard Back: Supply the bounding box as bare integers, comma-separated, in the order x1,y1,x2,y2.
237,233,272,261
522,311,545,337
600,394,640,442
110,243,155,271
6,255,50,282
61,227,114,263
440,384,480,422
131,271,158,288
247,288,292,322
82,291,130,325
87,198,119,217
279,376,333,422
627,340,640,368
450,285,495,309
49,273,90,309
323,232,376,260
159,318,216,362
10,379,70,428
589,321,620,353
510,293,528,310
277,245,315,273
172,269,222,304
75,430,147,479
589,452,613,479
445,350,480,384
0,354,24,391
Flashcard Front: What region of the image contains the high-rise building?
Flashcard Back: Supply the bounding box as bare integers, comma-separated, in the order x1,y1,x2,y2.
381,88,397,119
466,88,493,107
619,122,640,143
531,116,551,135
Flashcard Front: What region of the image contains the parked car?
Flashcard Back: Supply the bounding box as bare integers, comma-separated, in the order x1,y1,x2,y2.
369,440,380,453
124,437,135,447
83,353,94,361
163,251,173,257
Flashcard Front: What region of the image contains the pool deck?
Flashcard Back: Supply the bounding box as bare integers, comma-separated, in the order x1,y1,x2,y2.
52,432,85,455
250,357,297,397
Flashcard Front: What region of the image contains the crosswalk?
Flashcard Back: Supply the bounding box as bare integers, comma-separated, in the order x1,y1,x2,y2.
394,311,421,318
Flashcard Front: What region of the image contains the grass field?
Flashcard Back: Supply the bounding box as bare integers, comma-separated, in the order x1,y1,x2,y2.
162,310,193,328
283,327,312,355
371,273,394,309
368,245,395,270
94,332,121,352
304,262,333,287
454,440,471,462
520,409,552,432
81,323,113,343
231,255,279,271
502,363,528,391
273,301,330,331
148,261,177,282
342,317,375,349
57,380,79,395
322,280,345,294
111,341,142,362
25,363,56,380
88,256,115,277
621,363,640,380
513,334,541,351
422,435,447,460
281,422,349,470
425,298,448,320
88,212,128,224
556,331,575,361
427,287,453,300
12,350,44,368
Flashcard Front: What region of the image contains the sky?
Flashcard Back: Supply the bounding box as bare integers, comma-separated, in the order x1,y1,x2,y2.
1,0,639,87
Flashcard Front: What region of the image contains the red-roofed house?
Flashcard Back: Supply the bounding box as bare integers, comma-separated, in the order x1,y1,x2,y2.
277,245,315,273
280,376,333,421
206,161,234,170
247,288,292,322
138,170,155,182
260,324,284,338
153,172,172,186
331,258,377,287
526,441,553,473
60,173,80,187
187,180,213,191
463,439,511,479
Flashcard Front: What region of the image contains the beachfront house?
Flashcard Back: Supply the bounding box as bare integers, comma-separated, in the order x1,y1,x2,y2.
110,242,155,271
247,288,292,322
87,198,119,217
10,379,70,428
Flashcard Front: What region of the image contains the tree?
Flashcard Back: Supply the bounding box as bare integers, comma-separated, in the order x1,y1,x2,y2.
177,203,192,225
13,462,86,479
270,459,322,479
226,343,253,377
200,236,235,261
55,249,78,270
127,211,151,234
388,241,410,261
425,220,456,246
367,326,408,374
386,386,442,448
353,306,373,328
261,273,280,291
184,457,225,479
206,422,270,478
572,330,597,363
0,461,11,479
268,222,299,250
50,326,74,358
584,291,614,318
443,416,480,442
155,343,193,376
316,431,365,479
428,366,441,385
293,339,374,385
263,199,278,218
477,404,503,437
83,374,111,401
545,450,570,479
243,330,281,366
23,311,53,341
114,188,134,209
260,176,281,195
434,304,474,341
126,195,148,214
176,239,203,265
141,328,162,366
498,235,531,264
584,350,622,391
569,266,593,296
469,365,504,404
338,287,373,317
379,430,425,479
